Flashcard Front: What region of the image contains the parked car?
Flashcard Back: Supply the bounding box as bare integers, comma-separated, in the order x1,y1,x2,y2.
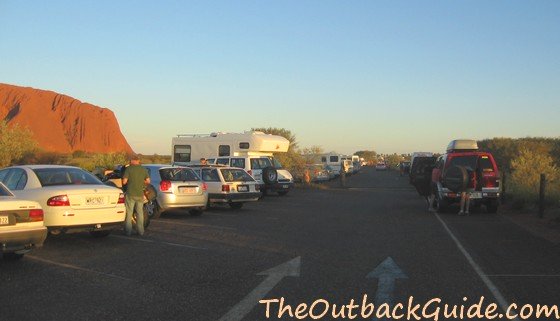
143,164,208,217
208,156,293,196
431,140,500,213
0,165,125,237
192,166,260,209
0,182,48,259
306,164,330,182
375,163,387,171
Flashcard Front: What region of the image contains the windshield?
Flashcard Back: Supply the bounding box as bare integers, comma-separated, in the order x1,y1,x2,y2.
250,157,272,170
270,158,283,169
34,168,103,187
159,168,199,181
220,169,255,182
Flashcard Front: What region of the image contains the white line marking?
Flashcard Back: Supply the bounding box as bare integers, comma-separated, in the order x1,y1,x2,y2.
110,234,207,250
218,257,301,321
434,213,520,321
27,255,134,282
153,219,237,231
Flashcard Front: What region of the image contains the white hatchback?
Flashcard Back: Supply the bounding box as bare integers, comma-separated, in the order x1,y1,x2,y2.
0,165,126,237
193,166,261,209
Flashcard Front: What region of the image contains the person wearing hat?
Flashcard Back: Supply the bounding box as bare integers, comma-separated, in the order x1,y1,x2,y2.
122,155,150,236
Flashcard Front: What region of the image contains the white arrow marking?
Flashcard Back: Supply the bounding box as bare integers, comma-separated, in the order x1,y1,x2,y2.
218,257,301,321
367,257,408,307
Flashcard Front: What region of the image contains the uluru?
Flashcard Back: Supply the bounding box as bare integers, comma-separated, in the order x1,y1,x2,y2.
0,83,133,154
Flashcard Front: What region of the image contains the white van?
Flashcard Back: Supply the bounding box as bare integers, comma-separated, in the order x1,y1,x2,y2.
171,131,294,195
318,153,342,176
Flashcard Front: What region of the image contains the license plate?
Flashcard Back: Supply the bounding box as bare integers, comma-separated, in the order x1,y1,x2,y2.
0,215,10,226
86,196,105,205
282,185,289,189
470,192,482,199
179,187,197,194
237,185,249,192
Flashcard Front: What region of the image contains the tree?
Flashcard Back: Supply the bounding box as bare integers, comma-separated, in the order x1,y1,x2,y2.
0,121,38,167
251,127,304,172
355,150,377,162
510,148,559,203
301,145,324,164
93,152,128,170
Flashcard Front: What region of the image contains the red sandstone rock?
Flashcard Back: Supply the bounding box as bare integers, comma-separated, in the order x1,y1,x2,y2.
0,83,134,154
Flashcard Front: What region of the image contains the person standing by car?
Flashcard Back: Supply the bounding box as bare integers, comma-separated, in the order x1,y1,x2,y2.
340,160,347,188
459,167,476,216
122,155,150,236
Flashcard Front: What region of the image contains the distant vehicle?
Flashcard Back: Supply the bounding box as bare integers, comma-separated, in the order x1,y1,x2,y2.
0,182,47,259
171,131,293,196
0,165,125,237
431,140,500,213
399,161,411,175
318,153,342,176
375,163,387,171
340,156,354,175
192,166,260,209
143,164,208,217
302,164,330,183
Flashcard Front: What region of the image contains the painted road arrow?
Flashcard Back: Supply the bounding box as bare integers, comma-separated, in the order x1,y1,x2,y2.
367,257,408,307
218,257,301,321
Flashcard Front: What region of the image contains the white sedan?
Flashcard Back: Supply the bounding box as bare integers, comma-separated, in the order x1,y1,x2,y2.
0,165,126,237
0,182,47,259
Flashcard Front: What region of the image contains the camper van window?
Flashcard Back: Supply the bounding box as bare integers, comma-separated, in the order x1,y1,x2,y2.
231,158,245,169
239,142,250,149
321,157,327,163
174,145,191,163
329,156,339,163
201,169,220,182
216,158,229,166
218,145,231,157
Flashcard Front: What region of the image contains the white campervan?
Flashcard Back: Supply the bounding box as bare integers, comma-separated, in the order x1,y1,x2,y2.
171,131,294,195
318,153,342,176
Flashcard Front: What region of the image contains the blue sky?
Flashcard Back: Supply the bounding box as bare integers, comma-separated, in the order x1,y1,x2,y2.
1,1,559,155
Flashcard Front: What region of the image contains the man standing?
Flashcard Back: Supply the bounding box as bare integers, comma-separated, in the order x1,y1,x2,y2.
122,155,150,236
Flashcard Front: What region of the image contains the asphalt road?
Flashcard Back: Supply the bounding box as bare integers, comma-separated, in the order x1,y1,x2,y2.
1,167,559,321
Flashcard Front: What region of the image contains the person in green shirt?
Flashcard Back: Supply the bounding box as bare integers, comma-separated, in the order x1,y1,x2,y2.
122,155,150,236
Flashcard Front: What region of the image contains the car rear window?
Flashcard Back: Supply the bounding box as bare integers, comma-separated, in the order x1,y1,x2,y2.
447,155,478,170
159,168,199,181
34,168,102,186
220,169,255,182
250,158,272,170
478,156,495,172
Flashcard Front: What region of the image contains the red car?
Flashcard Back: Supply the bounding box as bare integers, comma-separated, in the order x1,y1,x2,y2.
431,140,500,213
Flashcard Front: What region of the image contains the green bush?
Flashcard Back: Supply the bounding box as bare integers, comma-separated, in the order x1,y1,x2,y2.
0,121,38,167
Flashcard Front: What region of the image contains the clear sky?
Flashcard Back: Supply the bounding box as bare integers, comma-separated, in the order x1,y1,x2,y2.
1,1,559,155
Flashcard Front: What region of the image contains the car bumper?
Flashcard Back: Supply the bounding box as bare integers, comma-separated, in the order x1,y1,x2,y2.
209,192,261,203
0,226,48,252
44,206,126,228
158,193,208,210
48,221,123,234
264,182,293,192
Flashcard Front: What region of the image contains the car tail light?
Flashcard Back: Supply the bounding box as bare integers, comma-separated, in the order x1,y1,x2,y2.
222,185,230,192
47,195,70,206
29,209,44,222
482,174,498,188
202,183,208,191
118,193,125,204
160,180,172,192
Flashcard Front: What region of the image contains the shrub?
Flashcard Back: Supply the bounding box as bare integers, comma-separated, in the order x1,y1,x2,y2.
0,121,38,167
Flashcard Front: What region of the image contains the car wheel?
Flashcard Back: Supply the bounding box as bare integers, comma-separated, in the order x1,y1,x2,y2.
262,167,278,185
229,202,244,210
443,166,470,193
189,209,203,216
90,230,111,238
277,191,289,196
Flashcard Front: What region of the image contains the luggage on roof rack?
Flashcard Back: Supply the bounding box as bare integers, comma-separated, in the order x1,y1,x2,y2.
446,139,478,152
